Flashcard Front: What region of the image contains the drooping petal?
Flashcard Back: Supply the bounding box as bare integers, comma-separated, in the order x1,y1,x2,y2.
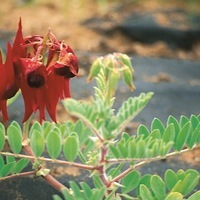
45,73,60,122
19,64,47,122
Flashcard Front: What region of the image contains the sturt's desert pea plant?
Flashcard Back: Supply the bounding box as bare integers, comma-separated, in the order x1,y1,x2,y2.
0,19,199,200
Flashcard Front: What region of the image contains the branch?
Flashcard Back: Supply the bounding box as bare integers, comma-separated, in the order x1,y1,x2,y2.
0,150,98,171
0,171,35,181
109,146,199,184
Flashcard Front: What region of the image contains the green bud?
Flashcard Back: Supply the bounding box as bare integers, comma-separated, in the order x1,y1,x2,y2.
108,70,120,97
118,53,133,71
103,57,114,80
87,58,103,82
122,67,135,91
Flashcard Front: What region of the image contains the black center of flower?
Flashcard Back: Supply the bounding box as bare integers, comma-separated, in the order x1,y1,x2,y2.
27,72,45,88
54,66,75,78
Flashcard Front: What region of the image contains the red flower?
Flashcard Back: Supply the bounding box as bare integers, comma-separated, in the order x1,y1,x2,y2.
0,43,19,121
11,19,78,123
19,58,47,122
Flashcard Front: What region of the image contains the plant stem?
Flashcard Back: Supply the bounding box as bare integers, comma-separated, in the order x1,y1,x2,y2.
22,118,31,140
108,146,199,185
0,171,35,181
0,151,98,171
23,145,67,191
99,146,109,186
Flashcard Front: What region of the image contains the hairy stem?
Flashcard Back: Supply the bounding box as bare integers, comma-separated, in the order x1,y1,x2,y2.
0,151,98,171
0,171,35,181
23,145,66,191
108,146,199,185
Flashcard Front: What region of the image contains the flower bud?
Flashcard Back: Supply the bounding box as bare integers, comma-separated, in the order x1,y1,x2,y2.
118,53,133,71
87,58,103,82
108,69,120,97
122,67,135,91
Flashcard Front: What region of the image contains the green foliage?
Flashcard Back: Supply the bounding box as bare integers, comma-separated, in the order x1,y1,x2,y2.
7,122,22,154
53,182,106,200
0,155,29,177
0,53,199,199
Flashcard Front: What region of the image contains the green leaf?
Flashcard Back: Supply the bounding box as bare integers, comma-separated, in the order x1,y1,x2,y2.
118,141,128,158
170,170,198,196
188,191,200,200
80,182,92,200
63,136,79,162
164,169,178,191
13,158,29,174
137,124,149,139
136,140,146,158
0,155,4,169
109,145,119,158
69,181,83,198
187,122,200,148
46,131,62,159
61,188,75,200
183,169,199,195
7,125,22,154
6,155,15,163
0,162,14,177
137,174,151,195
128,140,137,158
190,115,199,129
30,130,45,157
121,170,140,193
151,118,165,135
139,184,154,200
174,122,191,151
108,164,123,178
165,192,183,200
162,124,175,143
29,121,42,138
74,120,83,135
180,115,189,128
167,116,180,142
93,175,104,188
150,175,166,199
150,129,161,139
0,123,5,151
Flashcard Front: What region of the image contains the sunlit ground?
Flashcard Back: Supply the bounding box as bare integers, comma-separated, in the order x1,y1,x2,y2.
0,0,199,59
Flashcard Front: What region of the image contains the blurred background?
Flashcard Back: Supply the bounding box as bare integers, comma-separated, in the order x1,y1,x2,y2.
0,0,200,64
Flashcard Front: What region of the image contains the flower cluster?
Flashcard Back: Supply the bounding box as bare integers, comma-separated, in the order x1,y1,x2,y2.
0,19,78,123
